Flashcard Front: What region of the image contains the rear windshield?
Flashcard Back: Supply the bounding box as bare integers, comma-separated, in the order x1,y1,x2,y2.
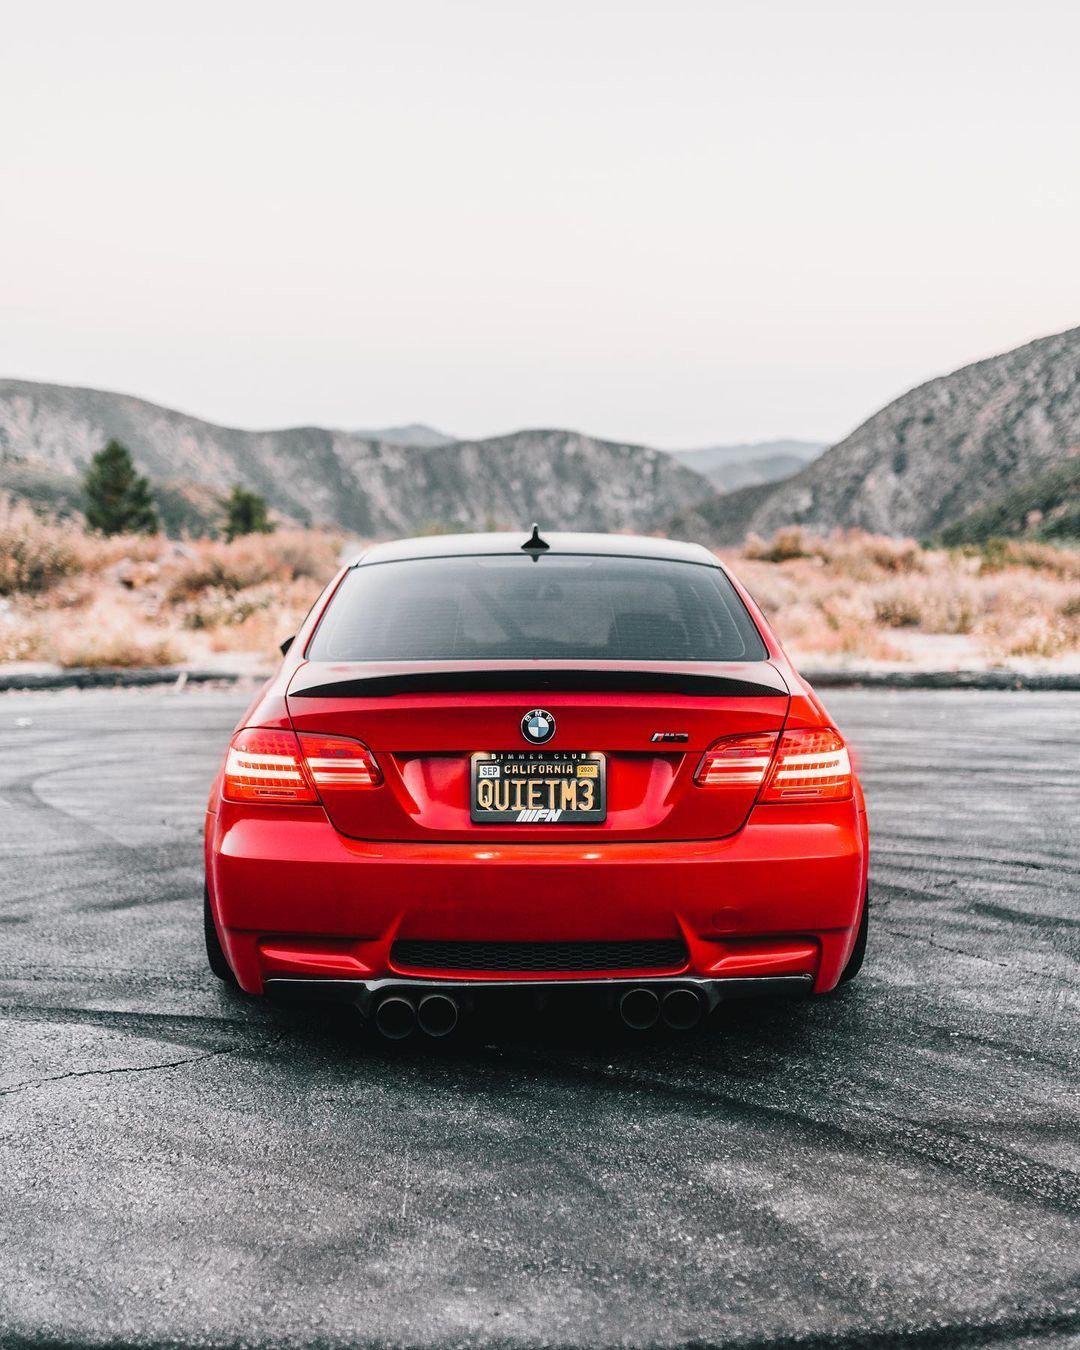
308,554,767,663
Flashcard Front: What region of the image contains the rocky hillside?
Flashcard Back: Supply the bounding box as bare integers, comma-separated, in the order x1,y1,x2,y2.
938,456,1080,545
0,380,713,536
675,326,1080,544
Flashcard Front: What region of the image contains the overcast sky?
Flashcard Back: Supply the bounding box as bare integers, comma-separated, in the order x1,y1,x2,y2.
2,1,1078,448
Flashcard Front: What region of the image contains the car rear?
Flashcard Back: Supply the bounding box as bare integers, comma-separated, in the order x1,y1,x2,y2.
204,532,868,1032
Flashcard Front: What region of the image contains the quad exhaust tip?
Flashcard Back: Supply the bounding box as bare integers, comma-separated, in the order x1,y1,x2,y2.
374,992,460,1039
417,993,459,1038
619,987,660,1031
374,984,702,1038
661,987,704,1031
620,985,704,1031
374,995,417,1040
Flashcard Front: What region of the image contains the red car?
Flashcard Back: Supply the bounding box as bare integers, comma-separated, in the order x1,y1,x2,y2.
204,529,869,1037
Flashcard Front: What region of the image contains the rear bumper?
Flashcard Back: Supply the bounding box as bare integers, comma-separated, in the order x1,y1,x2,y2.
266,973,815,1013
206,800,868,996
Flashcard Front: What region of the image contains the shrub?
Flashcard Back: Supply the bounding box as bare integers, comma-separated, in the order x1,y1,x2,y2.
979,613,1076,660
0,603,47,662
743,527,812,562
744,528,925,577
53,623,181,669
824,531,924,576
873,588,924,628
977,538,1080,581
181,586,275,631
266,530,343,581
0,496,84,595
82,533,167,573
166,538,283,601
166,530,341,602
904,576,980,634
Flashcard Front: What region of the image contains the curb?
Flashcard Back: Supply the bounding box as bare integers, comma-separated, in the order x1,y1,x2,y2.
2,667,1079,693
802,669,1080,691
0,668,263,692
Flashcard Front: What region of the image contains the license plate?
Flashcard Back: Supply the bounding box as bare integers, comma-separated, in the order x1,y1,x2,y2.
470,751,606,824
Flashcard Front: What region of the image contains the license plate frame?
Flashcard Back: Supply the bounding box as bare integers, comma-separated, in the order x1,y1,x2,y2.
470,751,607,824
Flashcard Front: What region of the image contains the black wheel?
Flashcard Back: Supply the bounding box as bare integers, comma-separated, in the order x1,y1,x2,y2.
204,882,237,984
838,888,869,983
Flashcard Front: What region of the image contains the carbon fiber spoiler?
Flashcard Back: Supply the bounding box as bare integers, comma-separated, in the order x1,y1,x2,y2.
287,662,789,700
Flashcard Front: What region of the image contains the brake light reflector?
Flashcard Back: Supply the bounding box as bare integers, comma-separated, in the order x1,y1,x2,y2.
760,728,851,802
297,732,382,788
695,733,779,786
223,728,318,804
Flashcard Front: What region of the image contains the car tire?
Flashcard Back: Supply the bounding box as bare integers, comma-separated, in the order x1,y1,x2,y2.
204,882,237,984
838,888,869,984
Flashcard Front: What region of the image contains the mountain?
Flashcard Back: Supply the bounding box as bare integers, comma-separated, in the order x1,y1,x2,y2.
668,482,786,547
352,423,455,448
673,327,1080,545
0,380,714,537
937,456,1080,545
670,439,824,492
689,450,820,495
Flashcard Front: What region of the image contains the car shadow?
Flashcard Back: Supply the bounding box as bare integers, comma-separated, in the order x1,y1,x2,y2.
253,981,867,1086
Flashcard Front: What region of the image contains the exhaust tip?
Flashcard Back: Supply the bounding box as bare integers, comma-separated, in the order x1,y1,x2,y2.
417,993,459,1038
661,987,704,1031
374,994,417,1040
619,986,661,1031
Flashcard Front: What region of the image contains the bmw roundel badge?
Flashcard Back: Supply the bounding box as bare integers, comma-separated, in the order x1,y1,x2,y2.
521,708,556,744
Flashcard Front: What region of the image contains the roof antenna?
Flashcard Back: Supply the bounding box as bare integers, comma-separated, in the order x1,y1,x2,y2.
521,523,550,555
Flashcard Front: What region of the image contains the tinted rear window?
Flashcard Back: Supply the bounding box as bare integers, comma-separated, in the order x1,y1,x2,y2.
308,554,767,662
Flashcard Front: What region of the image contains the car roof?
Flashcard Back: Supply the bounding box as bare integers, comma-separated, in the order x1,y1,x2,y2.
351,530,719,568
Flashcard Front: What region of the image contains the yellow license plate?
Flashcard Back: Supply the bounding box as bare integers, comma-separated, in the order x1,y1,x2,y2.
470,752,606,824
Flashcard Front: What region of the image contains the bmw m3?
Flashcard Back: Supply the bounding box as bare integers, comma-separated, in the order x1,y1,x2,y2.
203,528,869,1037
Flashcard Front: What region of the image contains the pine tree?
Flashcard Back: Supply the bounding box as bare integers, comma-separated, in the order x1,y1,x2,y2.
224,485,274,541
83,441,159,535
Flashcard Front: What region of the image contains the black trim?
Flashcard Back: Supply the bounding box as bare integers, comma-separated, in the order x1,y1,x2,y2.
289,668,787,699
392,938,686,973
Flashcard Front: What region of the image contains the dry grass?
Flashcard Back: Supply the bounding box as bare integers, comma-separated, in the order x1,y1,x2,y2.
166,530,340,602
0,495,84,595
725,528,1080,667
0,503,345,668
52,621,182,669
0,506,1077,670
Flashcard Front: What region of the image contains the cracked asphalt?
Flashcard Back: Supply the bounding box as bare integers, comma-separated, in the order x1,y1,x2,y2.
0,687,1077,1349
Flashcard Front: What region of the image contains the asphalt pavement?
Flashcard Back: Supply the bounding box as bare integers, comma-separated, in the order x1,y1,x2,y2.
0,687,1077,1349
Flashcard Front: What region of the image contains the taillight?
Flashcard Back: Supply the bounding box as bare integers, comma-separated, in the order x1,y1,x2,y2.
223,728,318,803
760,728,852,802
223,728,381,804
297,732,382,788
694,727,852,803
695,733,779,786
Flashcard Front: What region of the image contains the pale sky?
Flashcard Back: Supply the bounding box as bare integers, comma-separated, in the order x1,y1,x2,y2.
2,0,1078,448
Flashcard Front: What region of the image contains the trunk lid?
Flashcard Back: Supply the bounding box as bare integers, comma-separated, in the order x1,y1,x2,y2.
285,660,789,842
